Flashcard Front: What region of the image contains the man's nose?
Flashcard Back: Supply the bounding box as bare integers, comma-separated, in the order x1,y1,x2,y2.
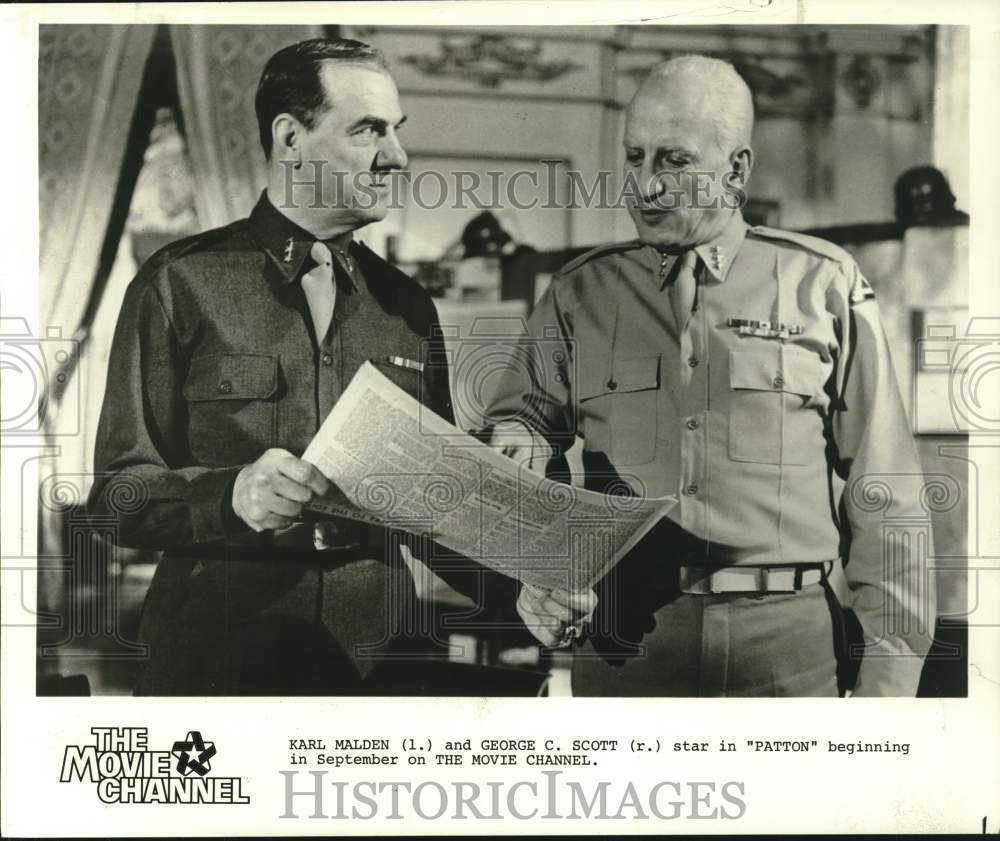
639,162,667,203
378,130,408,170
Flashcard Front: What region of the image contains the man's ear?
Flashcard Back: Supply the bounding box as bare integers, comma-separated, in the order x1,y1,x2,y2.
730,145,754,186
271,114,302,167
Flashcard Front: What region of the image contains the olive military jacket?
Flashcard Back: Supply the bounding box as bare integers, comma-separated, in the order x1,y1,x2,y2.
88,193,458,693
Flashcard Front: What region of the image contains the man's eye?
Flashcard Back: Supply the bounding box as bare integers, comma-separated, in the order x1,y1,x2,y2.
625,154,643,165
663,158,689,169
354,126,377,138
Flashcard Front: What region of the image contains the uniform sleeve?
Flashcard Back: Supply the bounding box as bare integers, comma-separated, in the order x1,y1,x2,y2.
828,261,936,697
481,279,577,453
87,269,247,549
422,298,455,426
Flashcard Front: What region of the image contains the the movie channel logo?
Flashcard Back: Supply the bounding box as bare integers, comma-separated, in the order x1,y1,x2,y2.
60,727,249,804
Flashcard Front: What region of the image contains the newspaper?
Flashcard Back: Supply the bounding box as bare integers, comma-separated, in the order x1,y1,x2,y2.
303,362,676,591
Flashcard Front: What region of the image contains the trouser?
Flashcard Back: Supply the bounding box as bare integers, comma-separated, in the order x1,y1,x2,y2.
134,553,412,696
571,565,844,698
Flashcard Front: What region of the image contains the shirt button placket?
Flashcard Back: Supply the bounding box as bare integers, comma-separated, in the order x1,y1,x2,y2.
679,287,708,536
317,339,338,427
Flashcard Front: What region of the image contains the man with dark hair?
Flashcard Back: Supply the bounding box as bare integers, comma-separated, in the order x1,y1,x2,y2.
254,38,388,159
89,37,463,695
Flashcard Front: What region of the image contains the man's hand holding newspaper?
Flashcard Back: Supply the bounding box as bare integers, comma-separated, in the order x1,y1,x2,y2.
302,363,675,637
486,418,598,647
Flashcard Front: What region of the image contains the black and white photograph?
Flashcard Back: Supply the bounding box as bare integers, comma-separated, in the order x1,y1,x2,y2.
2,1,998,835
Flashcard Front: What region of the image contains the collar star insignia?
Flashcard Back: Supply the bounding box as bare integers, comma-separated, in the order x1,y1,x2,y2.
690,212,748,282
283,236,295,264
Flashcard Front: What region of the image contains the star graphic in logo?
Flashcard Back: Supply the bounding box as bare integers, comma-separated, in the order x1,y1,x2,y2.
171,731,216,777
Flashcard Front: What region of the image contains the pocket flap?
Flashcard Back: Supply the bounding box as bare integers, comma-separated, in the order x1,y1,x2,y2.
183,353,278,401
729,348,824,396
579,353,660,400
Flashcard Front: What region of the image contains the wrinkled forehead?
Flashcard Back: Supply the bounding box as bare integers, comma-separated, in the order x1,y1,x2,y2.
317,62,402,119
625,84,715,146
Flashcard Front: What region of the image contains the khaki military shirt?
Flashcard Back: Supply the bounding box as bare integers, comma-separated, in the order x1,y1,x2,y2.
486,210,935,696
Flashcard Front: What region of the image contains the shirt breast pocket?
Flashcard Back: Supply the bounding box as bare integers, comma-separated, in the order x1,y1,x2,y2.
183,353,278,466
728,347,828,466
578,353,660,466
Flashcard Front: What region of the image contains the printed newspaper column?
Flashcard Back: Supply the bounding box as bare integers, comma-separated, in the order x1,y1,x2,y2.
302,362,676,591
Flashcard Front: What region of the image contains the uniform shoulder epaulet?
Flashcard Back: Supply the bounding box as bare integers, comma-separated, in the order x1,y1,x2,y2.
141,220,243,274
555,241,640,277
748,225,854,266
749,225,875,304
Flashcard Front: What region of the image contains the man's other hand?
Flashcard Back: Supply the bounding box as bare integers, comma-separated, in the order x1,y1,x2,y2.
517,583,598,647
232,448,331,532
487,420,551,474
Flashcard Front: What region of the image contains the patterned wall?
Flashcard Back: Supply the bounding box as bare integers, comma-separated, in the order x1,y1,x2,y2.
171,25,322,228
352,24,937,240
38,25,156,335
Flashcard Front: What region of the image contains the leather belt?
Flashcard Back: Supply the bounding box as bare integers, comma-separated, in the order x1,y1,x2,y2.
174,519,383,566
678,562,831,595
176,544,379,569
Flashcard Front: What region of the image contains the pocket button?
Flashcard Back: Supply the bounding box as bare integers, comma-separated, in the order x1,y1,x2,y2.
218,380,233,394
772,375,784,389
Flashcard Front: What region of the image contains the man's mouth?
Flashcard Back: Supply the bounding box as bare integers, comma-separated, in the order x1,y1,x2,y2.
638,206,671,222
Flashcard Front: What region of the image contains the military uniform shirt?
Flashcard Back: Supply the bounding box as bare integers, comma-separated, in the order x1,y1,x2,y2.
486,210,935,696
91,192,453,549
87,192,458,694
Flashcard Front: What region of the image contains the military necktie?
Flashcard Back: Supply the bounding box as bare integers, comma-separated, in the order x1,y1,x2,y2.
669,248,700,333
301,240,336,343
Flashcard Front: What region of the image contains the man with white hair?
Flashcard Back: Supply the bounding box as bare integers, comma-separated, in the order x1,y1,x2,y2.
485,55,934,697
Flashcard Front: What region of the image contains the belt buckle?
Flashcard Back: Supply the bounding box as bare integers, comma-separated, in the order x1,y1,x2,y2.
766,567,798,592
313,521,362,552
679,563,827,596
714,567,799,595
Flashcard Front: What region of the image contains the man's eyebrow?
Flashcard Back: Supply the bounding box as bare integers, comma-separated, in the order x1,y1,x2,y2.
347,114,408,131
655,145,697,159
621,142,697,158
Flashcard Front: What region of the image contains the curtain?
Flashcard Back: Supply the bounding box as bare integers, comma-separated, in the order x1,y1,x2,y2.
37,25,323,509
38,24,156,344
171,25,322,229
37,25,156,619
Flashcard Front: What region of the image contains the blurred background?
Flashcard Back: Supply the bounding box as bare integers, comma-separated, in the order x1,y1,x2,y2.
31,23,970,695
